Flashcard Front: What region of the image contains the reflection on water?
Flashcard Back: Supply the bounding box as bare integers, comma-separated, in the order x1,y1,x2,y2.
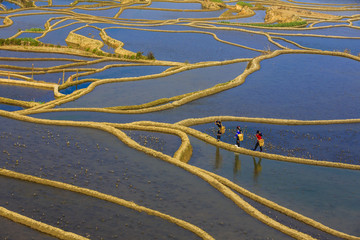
189,136,360,236
252,157,262,183
233,153,241,175
0,117,291,239
196,122,360,165
214,146,222,169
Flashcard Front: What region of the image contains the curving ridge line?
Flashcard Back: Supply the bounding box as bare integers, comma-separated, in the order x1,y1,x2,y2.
111,123,193,163
0,110,316,240
128,121,360,239
133,120,360,170
199,169,360,240
176,116,360,126
0,169,214,240
0,111,213,240
16,49,360,116
0,206,89,240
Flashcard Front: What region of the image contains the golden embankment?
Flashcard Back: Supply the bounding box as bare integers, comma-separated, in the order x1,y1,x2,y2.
1,110,359,239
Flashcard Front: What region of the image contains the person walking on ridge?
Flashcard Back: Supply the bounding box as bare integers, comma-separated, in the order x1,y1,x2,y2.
215,120,225,141
235,126,243,148
252,130,264,152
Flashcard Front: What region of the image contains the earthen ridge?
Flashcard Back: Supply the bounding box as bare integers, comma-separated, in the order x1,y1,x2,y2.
0,110,356,239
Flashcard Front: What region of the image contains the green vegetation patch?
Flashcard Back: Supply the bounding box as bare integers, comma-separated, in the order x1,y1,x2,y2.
218,20,308,28
210,0,224,3
244,21,308,28
0,37,41,46
236,1,253,7
25,28,44,32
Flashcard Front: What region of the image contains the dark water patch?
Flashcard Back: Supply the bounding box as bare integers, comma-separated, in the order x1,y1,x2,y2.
0,214,57,240
59,62,246,108
15,32,43,39
149,2,202,10
271,38,303,49
240,191,341,240
49,0,78,5
39,22,86,46
312,21,349,27
315,10,360,17
59,81,92,95
0,116,290,239
2,1,20,10
76,64,168,80
49,18,79,28
188,136,360,237
34,1,50,7
0,103,23,111
126,23,207,31
119,8,227,21
0,60,78,68
290,0,358,3
75,1,105,6
0,14,55,39
215,10,267,24
266,25,360,37
0,50,96,61
142,53,359,121
352,20,360,27
123,130,182,157
0,85,54,102
208,28,281,51
105,28,259,63
0,177,201,240
5,9,61,14
29,71,76,84
282,35,360,54
56,53,360,121
71,7,121,18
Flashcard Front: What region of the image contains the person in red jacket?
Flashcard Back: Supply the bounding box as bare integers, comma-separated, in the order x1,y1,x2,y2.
252,130,263,152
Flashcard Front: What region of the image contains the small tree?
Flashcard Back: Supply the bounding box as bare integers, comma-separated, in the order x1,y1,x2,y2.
136,51,143,59
147,52,155,60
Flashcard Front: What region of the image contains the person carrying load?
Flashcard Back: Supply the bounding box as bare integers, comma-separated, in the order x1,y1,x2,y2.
215,120,225,141
252,130,264,152
235,126,243,148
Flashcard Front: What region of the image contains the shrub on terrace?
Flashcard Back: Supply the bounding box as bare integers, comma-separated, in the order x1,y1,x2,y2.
236,1,253,7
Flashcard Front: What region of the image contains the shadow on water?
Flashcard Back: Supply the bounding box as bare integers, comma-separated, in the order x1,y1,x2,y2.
233,153,241,174
0,116,290,240
214,146,222,169
215,149,263,181
189,136,360,237
252,156,262,183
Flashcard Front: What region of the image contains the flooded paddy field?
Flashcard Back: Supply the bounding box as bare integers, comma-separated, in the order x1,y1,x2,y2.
0,0,359,239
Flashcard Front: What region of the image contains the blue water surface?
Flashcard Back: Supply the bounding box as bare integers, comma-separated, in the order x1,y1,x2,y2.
188,136,360,236
104,27,259,62
59,62,247,108
0,115,290,240
119,8,227,20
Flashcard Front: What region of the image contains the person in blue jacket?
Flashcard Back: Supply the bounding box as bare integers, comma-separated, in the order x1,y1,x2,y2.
235,126,243,147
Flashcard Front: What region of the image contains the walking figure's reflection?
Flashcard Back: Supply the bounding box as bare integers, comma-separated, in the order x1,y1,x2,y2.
252,157,262,181
233,154,241,174
215,147,222,169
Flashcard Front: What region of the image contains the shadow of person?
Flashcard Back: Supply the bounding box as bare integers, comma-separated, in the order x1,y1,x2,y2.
233,154,241,174
252,156,262,182
215,146,223,169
